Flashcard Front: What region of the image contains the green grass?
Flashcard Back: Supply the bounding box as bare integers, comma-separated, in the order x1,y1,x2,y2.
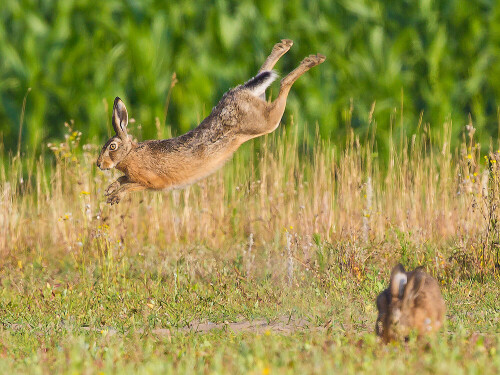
0,249,498,374
2,0,500,155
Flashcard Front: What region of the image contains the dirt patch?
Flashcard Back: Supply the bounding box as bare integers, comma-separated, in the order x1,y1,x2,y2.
95,316,324,336
4,316,323,336
156,316,321,335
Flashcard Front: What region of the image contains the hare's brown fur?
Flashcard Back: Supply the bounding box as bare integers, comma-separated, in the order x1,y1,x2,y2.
376,264,446,343
97,40,325,204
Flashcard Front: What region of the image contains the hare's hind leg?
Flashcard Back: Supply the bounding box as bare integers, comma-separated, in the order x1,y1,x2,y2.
257,39,293,101
259,39,293,73
254,54,326,136
279,54,326,93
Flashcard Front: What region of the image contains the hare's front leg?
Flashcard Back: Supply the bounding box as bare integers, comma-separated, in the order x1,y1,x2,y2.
107,180,147,205
105,176,129,196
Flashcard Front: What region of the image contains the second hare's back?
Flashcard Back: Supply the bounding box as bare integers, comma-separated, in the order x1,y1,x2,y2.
400,270,445,335
376,264,446,343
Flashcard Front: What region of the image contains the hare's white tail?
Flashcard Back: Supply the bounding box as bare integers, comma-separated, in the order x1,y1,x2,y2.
243,70,278,98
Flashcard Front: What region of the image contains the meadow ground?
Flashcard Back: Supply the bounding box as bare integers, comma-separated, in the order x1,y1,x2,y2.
0,121,499,374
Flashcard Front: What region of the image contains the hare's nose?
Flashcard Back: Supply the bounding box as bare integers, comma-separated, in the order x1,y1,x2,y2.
96,160,101,168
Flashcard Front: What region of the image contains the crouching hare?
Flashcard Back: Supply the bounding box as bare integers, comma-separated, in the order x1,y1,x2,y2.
97,39,325,204
375,264,446,343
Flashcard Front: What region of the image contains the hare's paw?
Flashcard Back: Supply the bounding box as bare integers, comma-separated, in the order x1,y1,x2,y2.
301,54,326,68
105,181,120,196
273,39,293,54
106,192,121,205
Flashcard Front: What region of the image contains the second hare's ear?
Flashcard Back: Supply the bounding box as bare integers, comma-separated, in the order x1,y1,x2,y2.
112,97,129,140
403,270,426,302
389,264,407,299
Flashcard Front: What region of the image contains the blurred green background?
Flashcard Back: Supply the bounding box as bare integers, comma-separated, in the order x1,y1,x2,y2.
1,0,500,156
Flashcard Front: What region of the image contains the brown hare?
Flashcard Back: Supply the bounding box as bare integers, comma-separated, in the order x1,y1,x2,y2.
375,264,446,343
96,39,325,204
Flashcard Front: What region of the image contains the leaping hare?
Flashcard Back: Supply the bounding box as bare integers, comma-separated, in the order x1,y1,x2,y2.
375,264,446,343
97,39,325,204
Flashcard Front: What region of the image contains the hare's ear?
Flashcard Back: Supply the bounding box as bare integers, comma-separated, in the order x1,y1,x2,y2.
389,264,407,299
112,97,129,140
403,270,426,302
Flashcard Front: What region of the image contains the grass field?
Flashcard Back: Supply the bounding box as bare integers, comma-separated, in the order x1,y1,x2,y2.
0,119,499,374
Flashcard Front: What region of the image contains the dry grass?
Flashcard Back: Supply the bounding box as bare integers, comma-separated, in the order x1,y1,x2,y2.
1,118,499,281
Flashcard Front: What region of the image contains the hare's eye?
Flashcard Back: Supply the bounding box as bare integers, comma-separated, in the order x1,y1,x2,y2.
109,143,117,151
